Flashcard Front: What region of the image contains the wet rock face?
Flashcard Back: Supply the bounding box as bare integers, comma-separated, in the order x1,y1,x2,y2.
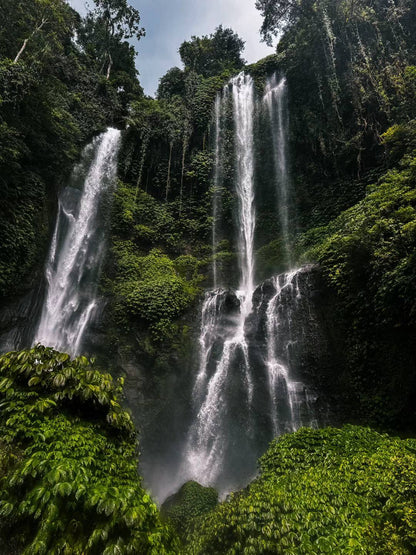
0,284,45,353
250,265,347,423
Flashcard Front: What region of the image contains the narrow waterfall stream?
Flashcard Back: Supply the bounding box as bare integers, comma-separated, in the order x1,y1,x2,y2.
263,270,316,435
264,75,292,264
176,74,316,497
34,128,121,355
181,73,257,492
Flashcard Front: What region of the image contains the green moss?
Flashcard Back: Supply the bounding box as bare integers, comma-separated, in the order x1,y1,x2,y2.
304,152,416,327
256,238,288,281
109,245,201,342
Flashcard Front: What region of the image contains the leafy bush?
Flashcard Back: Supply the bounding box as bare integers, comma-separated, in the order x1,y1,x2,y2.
0,346,178,554
161,481,218,536
110,245,201,341
185,426,416,554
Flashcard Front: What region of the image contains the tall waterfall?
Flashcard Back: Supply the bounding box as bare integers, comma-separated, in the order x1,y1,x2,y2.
264,75,292,265
174,73,316,498
212,94,222,289
34,128,121,355
232,73,256,308
212,87,228,289
181,74,257,491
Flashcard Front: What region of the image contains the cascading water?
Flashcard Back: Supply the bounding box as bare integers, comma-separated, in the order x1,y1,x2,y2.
233,73,256,308
212,95,222,289
264,270,315,436
174,73,317,498
180,73,257,492
212,86,229,289
263,75,292,265
33,128,121,355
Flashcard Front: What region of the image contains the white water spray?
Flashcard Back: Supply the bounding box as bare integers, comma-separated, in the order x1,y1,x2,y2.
264,270,313,435
34,128,121,355
181,74,256,489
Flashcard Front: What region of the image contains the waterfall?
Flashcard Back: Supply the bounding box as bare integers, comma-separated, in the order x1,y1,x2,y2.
232,73,256,308
264,270,315,436
169,73,317,499
212,95,222,289
212,87,228,289
264,75,292,266
34,128,121,355
181,74,256,491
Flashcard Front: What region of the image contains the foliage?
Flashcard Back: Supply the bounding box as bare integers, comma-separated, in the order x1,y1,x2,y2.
0,0,143,299
108,240,202,341
256,239,288,280
255,0,416,234
185,426,416,554
78,0,144,81
306,166,416,324
157,67,186,100
0,346,178,554
299,139,416,426
161,481,218,536
179,26,245,78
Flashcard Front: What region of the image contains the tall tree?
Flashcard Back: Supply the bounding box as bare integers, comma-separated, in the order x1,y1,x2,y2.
0,0,74,63
179,26,245,78
80,0,144,80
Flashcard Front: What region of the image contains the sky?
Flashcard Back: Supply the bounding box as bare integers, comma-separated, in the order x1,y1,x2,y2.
68,0,275,96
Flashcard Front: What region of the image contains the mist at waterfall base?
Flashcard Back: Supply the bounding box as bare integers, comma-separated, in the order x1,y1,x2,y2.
33,128,121,355
141,73,318,502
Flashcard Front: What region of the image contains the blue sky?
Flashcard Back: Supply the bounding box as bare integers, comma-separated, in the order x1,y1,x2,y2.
68,0,274,96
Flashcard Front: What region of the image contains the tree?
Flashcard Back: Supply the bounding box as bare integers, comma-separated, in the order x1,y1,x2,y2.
157,66,186,99
255,0,316,44
179,26,245,78
0,0,74,63
81,0,145,80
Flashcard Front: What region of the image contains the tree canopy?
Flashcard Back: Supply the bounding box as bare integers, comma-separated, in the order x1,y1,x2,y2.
79,0,145,80
179,25,245,78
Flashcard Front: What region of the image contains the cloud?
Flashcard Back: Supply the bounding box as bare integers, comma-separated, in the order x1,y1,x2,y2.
68,0,87,15
68,0,275,96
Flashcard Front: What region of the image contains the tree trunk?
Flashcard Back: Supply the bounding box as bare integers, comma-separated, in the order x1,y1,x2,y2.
134,134,149,202
179,134,188,215
106,52,113,80
165,142,173,202
14,39,29,63
14,18,47,63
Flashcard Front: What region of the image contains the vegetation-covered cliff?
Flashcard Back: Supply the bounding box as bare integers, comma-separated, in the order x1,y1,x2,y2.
1,0,416,552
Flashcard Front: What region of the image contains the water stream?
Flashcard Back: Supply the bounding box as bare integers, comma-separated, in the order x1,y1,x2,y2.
178,73,315,496
181,73,257,491
264,75,292,265
33,128,121,355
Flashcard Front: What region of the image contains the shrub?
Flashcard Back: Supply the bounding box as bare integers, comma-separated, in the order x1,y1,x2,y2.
185,426,416,554
0,346,178,554
161,481,218,536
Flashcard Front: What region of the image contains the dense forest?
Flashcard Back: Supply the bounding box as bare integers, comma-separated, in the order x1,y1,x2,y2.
0,0,416,553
